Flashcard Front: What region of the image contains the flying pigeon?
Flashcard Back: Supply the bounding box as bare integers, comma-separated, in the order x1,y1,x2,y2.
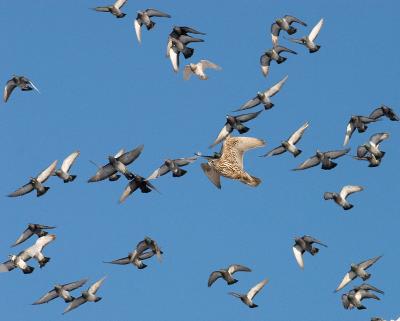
271,15,307,45
134,9,171,43
93,0,127,18
292,235,327,269
183,60,221,80
147,155,199,180
260,46,297,77
286,18,324,53
12,223,56,247
324,185,364,210
228,278,269,308
33,279,88,304
54,151,80,183
293,148,350,170
119,174,159,203
369,105,399,121
208,264,251,287
3,75,40,102
343,115,377,146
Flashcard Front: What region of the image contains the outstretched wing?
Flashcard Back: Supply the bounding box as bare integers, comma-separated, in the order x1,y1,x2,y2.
88,163,117,182
63,278,89,291
32,289,58,305
12,227,34,247
37,160,58,183
118,145,144,165
284,15,307,26
113,0,127,9
261,146,286,157
358,255,382,270
308,18,324,42
200,163,221,189
63,296,86,314
199,60,221,71
105,256,130,265
264,75,288,98
61,151,80,173
324,148,350,159
209,123,232,148
288,122,309,145
3,79,17,102
8,182,34,197
207,271,223,287
344,121,355,146
293,155,320,171
369,132,389,145
339,185,363,199
335,271,356,292
88,276,106,295
134,19,142,43
247,278,269,300
228,264,251,274
119,180,139,203
292,245,304,269
145,9,171,18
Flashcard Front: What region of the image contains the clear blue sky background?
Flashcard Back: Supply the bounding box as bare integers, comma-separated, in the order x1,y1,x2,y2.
0,1,399,320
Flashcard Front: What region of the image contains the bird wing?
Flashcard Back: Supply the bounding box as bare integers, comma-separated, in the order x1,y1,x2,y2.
183,65,193,80
12,227,34,247
37,160,58,183
32,289,58,305
169,47,179,72
118,145,144,165
173,156,199,166
228,264,251,274
24,234,56,259
354,283,384,294
235,97,261,111
247,278,269,300
261,145,286,157
288,122,309,145
200,163,221,189
344,121,355,146
260,54,271,77
119,180,138,203
61,151,80,173
336,271,356,292
113,0,127,9
264,75,288,98
274,45,297,55
0,260,15,272
368,107,384,120
94,6,111,12
308,18,324,42
3,79,17,102
271,23,281,45
134,19,142,43
8,182,34,197
284,15,307,26
357,145,368,158
339,185,363,199
147,164,170,180
145,9,171,18
235,110,263,123
88,276,106,295
88,163,116,182
370,132,389,145
358,255,382,270
63,296,86,314
324,148,350,159
105,256,130,265
63,278,89,291
207,271,223,287
303,236,327,247
209,123,232,148
292,245,305,269
114,148,125,158
199,60,221,71
293,155,320,170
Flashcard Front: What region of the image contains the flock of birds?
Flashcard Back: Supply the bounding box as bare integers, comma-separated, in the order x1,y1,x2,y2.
1,1,399,320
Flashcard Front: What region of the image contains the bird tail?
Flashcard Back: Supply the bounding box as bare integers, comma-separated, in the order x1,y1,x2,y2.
309,45,321,53
146,21,155,30
276,56,287,64
236,124,249,134
37,187,50,197
23,266,34,274
182,47,194,59
287,27,297,35
64,175,77,183
172,168,187,177
242,175,262,187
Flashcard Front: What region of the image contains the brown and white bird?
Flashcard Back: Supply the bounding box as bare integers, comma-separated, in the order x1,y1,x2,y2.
208,264,251,287
93,0,127,18
134,9,171,43
228,278,269,308
201,136,265,189
324,185,364,210
54,151,80,183
183,60,221,80
8,160,58,197
3,75,40,102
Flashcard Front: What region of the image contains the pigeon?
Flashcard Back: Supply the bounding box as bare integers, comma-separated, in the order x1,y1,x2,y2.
201,136,266,188
33,279,88,304
93,0,127,18
261,122,309,157
343,115,378,146
335,256,382,292
105,237,162,269
353,153,382,167
147,156,199,180
0,234,56,273
286,18,324,53
292,235,327,269
342,284,384,310
168,35,205,72
260,46,297,77
324,185,364,210
12,223,56,247
356,132,389,161
3,75,40,102
134,9,171,43
228,278,269,308
8,160,58,197
89,149,125,181
271,15,307,45
183,60,221,80
119,174,159,203
54,151,80,183
293,148,350,170
63,277,106,314
88,145,143,182
208,264,251,287
235,75,288,111
369,105,399,121
166,26,205,55
210,110,263,148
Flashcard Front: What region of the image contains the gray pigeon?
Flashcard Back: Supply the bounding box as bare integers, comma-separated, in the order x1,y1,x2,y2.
261,122,309,157
8,160,58,197
12,223,56,247
119,174,159,203
168,35,205,72
235,75,288,111
369,105,399,121
147,156,199,180
356,132,389,161
343,115,378,146
208,264,251,287
63,277,106,314
209,110,263,148
33,279,88,304
324,185,364,210
55,151,80,183
292,235,327,269
228,278,269,308
286,18,324,53
260,46,297,77
93,0,127,18
89,148,125,181
3,75,40,102
88,145,143,182
342,284,384,310
271,15,307,45
335,256,382,292
293,148,350,171
134,9,171,43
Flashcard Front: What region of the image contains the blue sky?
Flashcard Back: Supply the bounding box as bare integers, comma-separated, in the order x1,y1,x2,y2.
0,0,399,320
